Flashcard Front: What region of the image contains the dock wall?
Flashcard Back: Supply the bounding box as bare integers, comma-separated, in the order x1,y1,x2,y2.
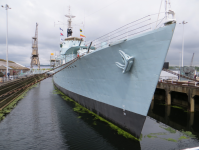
155,82,199,112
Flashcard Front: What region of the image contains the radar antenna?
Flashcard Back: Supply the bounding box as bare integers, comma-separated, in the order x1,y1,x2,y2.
30,23,40,69
65,6,75,37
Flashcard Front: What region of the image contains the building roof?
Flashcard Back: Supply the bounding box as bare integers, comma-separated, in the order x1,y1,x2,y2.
0,65,7,69
0,59,29,70
0,59,15,63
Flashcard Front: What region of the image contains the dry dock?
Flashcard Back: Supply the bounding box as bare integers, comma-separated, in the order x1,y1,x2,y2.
155,80,199,112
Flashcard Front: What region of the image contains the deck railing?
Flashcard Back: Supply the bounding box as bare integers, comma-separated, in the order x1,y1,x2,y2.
86,13,166,49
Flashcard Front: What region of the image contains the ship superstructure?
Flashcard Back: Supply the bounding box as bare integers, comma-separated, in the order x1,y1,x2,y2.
53,3,176,138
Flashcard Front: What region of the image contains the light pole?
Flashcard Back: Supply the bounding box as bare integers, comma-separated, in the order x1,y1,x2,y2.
1,4,11,78
179,21,188,67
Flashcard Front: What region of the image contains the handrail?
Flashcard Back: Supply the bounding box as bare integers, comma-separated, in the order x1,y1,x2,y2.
93,15,150,42
87,15,165,49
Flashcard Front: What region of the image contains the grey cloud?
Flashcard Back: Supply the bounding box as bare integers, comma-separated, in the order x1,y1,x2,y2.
0,0,199,66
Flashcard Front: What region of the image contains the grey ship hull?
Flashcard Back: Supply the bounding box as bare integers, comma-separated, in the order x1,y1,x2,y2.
53,23,176,138
54,82,146,138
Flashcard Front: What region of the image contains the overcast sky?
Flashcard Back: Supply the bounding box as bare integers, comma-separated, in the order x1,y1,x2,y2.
0,0,198,66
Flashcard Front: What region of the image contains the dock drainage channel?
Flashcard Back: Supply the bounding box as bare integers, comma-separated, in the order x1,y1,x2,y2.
0,75,45,121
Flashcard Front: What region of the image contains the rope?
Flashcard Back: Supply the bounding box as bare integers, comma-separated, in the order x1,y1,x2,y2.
156,0,164,28
156,17,165,28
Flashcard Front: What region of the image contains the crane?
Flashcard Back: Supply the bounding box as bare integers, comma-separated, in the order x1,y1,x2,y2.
30,23,40,69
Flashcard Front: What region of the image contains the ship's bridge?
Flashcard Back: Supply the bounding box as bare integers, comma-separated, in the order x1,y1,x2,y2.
64,37,83,41
60,37,95,55
60,37,84,55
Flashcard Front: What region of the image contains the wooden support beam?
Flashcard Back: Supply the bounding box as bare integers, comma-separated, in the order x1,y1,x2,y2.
189,112,194,126
165,106,171,124
190,95,195,112
165,89,171,105
150,99,154,111
166,106,171,117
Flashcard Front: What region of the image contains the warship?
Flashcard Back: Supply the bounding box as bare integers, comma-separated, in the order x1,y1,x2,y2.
53,3,176,138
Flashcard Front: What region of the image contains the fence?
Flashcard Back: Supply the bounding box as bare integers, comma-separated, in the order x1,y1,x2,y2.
0,69,50,84
0,75,20,83
159,76,178,81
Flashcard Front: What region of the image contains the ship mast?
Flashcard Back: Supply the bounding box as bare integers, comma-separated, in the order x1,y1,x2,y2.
165,0,168,21
65,6,76,37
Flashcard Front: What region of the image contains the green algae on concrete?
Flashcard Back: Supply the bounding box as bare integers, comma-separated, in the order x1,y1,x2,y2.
171,106,184,110
53,86,140,141
144,132,167,138
178,136,189,140
158,103,188,112
93,121,97,125
163,138,177,142
147,135,158,138
139,134,143,141
160,126,176,133
171,105,188,112
144,132,178,142
53,89,64,95
181,130,196,138
143,126,196,143
149,132,167,135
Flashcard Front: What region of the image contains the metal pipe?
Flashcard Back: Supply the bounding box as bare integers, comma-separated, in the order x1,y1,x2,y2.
1,4,11,78
5,4,9,78
156,0,163,28
165,0,168,22
182,24,184,67
79,38,82,46
88,42,92,53
180,21,188,67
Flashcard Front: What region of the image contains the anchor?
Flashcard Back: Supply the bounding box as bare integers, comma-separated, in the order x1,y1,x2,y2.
116,50,134,73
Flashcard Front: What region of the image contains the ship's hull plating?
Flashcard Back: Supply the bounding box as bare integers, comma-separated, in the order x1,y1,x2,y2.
54,82,146,138
53,23,176,138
